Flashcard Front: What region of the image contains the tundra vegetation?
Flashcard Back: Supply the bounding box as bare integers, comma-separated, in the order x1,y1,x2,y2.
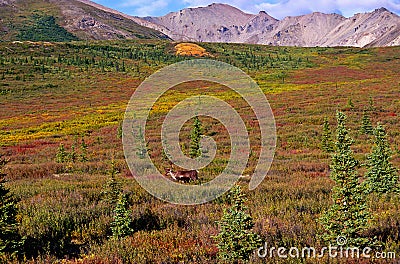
0,40,399,263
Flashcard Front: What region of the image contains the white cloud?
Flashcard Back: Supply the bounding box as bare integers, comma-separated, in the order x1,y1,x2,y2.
180,0,261,14
119,0,169,16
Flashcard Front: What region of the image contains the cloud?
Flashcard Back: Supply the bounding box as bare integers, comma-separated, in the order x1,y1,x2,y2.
180,0,261,14
118,0,169,16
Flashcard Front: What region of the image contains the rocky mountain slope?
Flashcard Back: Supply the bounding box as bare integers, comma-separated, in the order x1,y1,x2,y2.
0,0,169,41
143,3,400,47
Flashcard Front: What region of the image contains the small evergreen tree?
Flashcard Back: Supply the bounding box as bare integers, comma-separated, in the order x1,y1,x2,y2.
360,111,373,135
215,186,262,262
347,98,354,109
161,138,172,165
111,193,133,239
321,117,334,153
79,137,88,162
319,111,372,247
117,121,123,139
189,116,202,158
368,96,375,111
102,161,122,204
136,127,146,159
55,143,67,163
0,155,24,257
276,70,288,84
68,144,77,163
363,124,399,195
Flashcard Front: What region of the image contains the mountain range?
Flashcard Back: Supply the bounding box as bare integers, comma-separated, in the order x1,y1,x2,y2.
1,0,400,47
142,3,400,47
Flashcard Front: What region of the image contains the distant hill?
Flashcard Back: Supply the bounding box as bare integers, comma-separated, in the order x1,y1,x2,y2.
0,0,169,41
142,3,400,47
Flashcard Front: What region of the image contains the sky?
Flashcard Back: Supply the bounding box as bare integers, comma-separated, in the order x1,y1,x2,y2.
92,0,400,19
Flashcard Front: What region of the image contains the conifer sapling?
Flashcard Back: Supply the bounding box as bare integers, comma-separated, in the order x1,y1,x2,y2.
364,124,399,195
319,111,372,247
215,186,262,262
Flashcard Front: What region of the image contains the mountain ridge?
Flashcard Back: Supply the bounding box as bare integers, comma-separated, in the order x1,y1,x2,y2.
141,3,400,47
1,0,399,47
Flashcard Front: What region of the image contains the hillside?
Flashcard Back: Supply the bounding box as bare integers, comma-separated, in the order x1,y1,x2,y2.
0,0,169,41
143,3,400,47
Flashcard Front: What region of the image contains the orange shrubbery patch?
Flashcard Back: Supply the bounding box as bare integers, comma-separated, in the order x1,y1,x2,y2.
174,43,211,57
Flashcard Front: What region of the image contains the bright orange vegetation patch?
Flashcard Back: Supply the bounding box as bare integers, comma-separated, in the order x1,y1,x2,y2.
175,43,211,57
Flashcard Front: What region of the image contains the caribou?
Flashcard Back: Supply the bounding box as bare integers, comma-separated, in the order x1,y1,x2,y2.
165,168,199,183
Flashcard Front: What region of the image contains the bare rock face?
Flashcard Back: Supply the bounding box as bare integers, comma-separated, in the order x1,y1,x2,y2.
0,0,12,5
144,4,400,47
264,12,346,47
144,3,256,42
321,8,400,47
0,0,17,7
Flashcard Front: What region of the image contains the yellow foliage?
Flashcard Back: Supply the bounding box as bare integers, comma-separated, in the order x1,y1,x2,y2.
175,43,211,57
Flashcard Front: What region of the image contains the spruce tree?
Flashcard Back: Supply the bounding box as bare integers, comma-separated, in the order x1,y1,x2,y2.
319,111,371,247
364,124,398,195
117,121,123,139
360,111,373,135
321,117,334,153
189,116,202,158
0,155,23,257
347,98,354,109
102,161,122,204
68,143,76,163
79,137,88,162
215,186,262,262
111,193,133,239
56,143,67,163
368,96,375,111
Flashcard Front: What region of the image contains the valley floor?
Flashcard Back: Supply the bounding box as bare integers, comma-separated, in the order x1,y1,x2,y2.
0,40,399,263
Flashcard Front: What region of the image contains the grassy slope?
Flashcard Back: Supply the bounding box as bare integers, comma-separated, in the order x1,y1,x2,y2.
0,40,399,262
0,0,168,41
